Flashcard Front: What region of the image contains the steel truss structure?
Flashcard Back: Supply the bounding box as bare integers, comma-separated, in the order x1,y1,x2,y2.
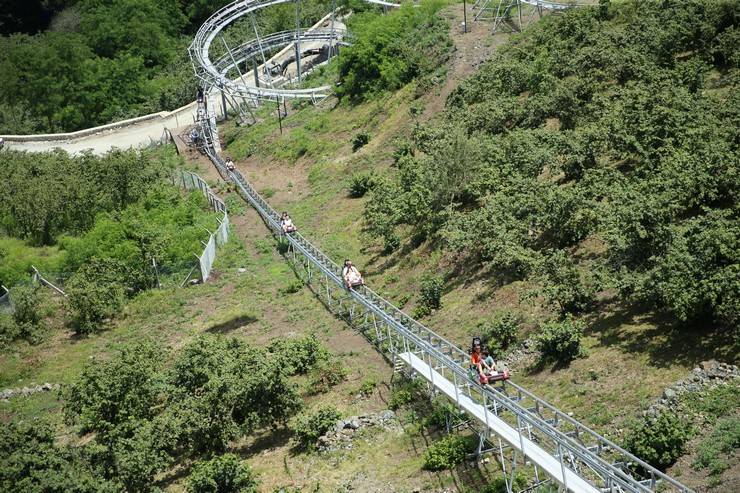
192,104,692,493
473,0,581,32
189,1,694,492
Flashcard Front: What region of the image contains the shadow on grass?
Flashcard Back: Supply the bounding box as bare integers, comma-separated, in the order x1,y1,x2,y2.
236,427,293,456
206,314,258,334
585,303,737,367
525,354,578,375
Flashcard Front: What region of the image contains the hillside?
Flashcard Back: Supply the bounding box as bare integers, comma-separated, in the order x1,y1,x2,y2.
1,1,738,492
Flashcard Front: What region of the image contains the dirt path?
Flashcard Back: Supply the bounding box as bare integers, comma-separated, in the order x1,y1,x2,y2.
421,4,510,120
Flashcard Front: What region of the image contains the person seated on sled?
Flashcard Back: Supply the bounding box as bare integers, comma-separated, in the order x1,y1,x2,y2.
342,259,364,290
225,157,235,171
280,212,296,233
189,127,200,144
482,347,496,373
470,337,493,384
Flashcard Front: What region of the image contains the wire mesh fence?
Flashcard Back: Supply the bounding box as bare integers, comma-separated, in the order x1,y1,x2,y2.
176,169,230,282
0,285,11,313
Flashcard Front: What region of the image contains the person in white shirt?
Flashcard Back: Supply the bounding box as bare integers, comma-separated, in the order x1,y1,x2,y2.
280,212,296,233
342,259,364,289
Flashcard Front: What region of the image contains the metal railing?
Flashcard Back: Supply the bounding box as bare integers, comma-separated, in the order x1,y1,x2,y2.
193,108,693,493
188,1,693,491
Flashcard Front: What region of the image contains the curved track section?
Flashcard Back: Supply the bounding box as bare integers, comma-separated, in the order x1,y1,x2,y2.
212,28,348,78
189,0,341,100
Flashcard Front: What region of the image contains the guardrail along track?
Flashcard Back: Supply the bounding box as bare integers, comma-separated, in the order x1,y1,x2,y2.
190,1,694,492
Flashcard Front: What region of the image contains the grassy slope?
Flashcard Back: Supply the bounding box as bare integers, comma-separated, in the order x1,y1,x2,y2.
215,15,737,492
3,7,736,493
1,146,491,492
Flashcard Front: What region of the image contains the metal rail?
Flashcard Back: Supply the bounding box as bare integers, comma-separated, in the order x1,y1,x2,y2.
189,0,339,102
193,117,693,493
188,1,694,492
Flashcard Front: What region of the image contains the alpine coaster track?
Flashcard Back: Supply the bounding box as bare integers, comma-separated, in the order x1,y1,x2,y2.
189,1,695,492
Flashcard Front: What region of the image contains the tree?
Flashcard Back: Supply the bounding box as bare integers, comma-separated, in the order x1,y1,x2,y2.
65,258,128,334
0,421,116,492
187,454,258,493
64,341,163,436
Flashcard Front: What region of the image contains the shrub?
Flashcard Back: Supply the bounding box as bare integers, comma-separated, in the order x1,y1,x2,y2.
482,472,529,493
536,316,585,364
538,250,595,315
351,131,370,151
268,334,328,375
0,421,114,492
63,342,163,436
624,411,692,470
479,310,520,357
693,416,740,478
422,435,470,471
290,406,342,450
348,171,377,198
424,396,465,431
414,274,443,318
168,336,302,453
278,279,304,295
388,378,424,410
65,258,127,334
357,377,377,397
337,2,452,100
112,418,177,492
187,454,258,493
307,357,348,394
11,284,43,326
0,314,17,349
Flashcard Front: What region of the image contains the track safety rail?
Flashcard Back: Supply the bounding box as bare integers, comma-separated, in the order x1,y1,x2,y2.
197,136,693,493
189,1,694,491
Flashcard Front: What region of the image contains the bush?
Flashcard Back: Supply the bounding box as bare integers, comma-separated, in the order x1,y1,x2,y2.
290,406,342,450
624,411,692,470
351,131,370,151
0,284,46,346
536,316,585,364
423,396,466,431
268,334,328,375
187,454,258,493
388,378,424,410
0,421,115,492
479,310,520,357
278,279,304,295
482,472,529,493
168,335,301,453
356,377,377,397
65,258,127,334
348,171,377,198
538,250,595,315
11,284,43,326
63,342,163,436
693,416,740,478
422,435,470,471
307,357,348,394
337,2,452,100
414,274,443,318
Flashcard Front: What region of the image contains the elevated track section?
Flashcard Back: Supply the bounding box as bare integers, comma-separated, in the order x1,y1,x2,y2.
189,1,695,492
195,121,694,493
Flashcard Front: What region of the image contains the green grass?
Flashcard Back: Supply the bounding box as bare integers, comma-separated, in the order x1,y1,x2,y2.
0,237,67,288
218,66,731,455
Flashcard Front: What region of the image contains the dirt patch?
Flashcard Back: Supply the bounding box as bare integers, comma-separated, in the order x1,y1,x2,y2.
421,5,510,120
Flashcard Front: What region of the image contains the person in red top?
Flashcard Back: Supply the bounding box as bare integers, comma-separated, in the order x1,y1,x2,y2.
470,337,493,384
